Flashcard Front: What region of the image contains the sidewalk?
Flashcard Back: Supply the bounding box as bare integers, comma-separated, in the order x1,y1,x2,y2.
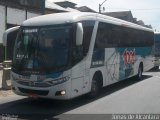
0,70,14,97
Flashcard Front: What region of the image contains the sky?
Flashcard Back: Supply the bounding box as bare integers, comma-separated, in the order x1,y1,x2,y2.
49,0,160,32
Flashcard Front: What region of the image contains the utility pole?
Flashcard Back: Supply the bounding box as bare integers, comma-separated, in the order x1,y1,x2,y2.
99,0,108,13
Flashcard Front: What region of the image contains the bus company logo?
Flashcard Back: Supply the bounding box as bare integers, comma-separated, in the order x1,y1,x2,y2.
123,49,136,65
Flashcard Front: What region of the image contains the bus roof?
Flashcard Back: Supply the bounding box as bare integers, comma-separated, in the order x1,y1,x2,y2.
22,12,153,32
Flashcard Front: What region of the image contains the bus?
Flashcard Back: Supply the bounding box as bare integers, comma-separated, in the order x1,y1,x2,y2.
9,12,154,99
153,32,160,70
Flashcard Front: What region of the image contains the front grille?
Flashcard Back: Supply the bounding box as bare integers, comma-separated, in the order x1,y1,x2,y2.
17,81,52,87
18,87,49,96
18,81,30,86
34,82,51,87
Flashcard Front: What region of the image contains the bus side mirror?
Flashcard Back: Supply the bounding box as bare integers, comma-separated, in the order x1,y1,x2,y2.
3,26,20,46
76,23,83,46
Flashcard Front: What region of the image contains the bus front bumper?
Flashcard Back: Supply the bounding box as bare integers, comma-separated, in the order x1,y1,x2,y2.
11,80,71,100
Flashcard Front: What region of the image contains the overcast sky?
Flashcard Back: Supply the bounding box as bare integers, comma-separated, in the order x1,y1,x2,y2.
50,0,160,32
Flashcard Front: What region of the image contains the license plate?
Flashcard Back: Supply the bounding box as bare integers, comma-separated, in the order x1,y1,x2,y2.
28,93,38,99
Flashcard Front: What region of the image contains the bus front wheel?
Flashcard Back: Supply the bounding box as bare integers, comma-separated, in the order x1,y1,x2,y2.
88,76,100,98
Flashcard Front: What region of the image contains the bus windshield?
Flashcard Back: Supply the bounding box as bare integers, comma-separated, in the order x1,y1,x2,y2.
13,25,73,73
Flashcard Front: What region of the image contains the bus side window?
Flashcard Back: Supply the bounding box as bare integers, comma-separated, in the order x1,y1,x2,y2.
95,22,113,48
82,21,95,55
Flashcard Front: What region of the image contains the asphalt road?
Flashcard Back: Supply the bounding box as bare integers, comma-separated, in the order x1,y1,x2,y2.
0,70,160,120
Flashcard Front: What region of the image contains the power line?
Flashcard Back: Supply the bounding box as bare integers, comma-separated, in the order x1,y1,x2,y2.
106,8,160,11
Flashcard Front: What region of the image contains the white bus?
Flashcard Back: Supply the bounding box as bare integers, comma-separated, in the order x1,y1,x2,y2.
9,12,154,99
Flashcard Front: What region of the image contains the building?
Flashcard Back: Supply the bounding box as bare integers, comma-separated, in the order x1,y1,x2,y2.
54,1,76,8
54,1,96,12
0,0,71,62
104,11,134,23
76,6,96,13
0,0,45,62
45,0,69,14
104,11,152,28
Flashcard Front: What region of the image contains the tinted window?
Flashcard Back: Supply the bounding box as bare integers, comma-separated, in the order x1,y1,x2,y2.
13,25,73,72
82,21,95,55
95,22,154,48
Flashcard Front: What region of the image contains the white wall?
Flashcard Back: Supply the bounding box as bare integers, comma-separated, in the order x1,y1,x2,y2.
7,7,41,25
0,6,41,44
0,5,5,43
27,12,41,19
7,7,26,25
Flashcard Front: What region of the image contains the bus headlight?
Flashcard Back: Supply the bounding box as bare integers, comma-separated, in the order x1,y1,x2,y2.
48,76,70,85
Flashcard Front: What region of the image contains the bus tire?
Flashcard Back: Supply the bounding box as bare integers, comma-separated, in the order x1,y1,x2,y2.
87,76,100,98
137,64,143,80
153,66,159,71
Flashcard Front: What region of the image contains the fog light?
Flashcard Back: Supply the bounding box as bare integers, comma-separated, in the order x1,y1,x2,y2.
55,90,66,96
61,90,66,95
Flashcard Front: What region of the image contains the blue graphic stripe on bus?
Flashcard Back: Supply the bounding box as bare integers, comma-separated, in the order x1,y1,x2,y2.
117,48,136,80
91,48,105,68
116,47,152,57
116,47,152,80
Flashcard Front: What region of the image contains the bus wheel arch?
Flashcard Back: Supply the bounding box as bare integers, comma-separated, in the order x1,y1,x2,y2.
88,71,103,98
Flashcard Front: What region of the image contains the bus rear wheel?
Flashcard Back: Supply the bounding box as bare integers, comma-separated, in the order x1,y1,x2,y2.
153,66,159,71
137,64,143,80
